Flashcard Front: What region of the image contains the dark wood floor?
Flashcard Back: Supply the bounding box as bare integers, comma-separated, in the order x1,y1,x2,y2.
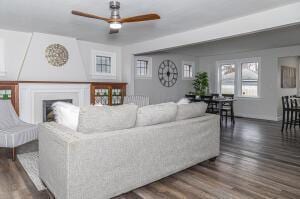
1,118,299,199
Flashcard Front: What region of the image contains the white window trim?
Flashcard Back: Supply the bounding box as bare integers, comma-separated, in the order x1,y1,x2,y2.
91,50,117,80
182,61,195,80
0,38,6,77
216,57,261,98
135,56,152,79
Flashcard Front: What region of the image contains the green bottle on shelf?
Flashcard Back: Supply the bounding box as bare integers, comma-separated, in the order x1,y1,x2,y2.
3,90,9,100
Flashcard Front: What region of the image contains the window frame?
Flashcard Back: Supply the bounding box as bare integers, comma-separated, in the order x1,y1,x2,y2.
0,38,5,77
95,55,112,74
217,62,236,95
135,56,152,79
91,50,117,79
216,57,261,98
182,61,195,80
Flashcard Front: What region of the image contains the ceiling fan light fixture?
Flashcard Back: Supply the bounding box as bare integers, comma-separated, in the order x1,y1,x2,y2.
110,22,122,29
72,0,160,34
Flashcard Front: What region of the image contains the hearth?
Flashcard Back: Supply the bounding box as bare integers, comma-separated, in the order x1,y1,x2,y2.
43,99,72,122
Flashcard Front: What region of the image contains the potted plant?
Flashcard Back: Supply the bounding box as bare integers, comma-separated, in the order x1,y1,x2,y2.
193,72,209,97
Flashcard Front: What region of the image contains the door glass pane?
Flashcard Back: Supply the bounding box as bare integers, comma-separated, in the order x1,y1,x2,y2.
221,64,235,94
241,62,259,97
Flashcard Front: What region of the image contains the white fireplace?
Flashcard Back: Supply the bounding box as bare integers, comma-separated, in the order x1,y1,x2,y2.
19,83,90,124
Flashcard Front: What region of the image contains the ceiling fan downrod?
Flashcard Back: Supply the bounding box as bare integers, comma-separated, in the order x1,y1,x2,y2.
110,1,121,20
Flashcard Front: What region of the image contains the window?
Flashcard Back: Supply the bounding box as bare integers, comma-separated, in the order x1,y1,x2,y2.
91,50,116,79
217,57,260,97
136,60,148,76
220,64,235,94
96,56,111,73
182,61,195,79
0,38,5,76
241,62,259,97
135,56,152,79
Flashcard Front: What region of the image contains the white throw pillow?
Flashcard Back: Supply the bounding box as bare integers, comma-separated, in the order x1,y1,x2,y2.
52,102,80,131
136,102,178,127
176,102,207,121
177,98,190,105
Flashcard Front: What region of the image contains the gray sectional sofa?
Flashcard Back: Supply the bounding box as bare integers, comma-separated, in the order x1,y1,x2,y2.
38,102,220,199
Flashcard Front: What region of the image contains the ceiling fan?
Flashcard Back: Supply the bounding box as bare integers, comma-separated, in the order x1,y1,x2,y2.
71,1,160,34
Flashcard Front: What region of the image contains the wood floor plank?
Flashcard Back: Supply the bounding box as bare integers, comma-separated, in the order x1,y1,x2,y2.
0,117,299,199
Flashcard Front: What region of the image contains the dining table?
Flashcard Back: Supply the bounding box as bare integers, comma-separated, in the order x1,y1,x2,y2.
191,97,237,127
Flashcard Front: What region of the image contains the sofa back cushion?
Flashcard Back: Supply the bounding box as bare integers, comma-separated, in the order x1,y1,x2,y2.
176,102,207,121
136,102,178,127
78,104,138,134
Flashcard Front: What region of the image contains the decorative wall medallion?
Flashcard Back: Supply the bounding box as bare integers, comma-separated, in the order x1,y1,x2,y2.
45,44,69,67
158,60,178,87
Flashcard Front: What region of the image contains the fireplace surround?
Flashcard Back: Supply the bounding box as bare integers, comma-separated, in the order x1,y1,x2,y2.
19,83,90,124
43,99,73,122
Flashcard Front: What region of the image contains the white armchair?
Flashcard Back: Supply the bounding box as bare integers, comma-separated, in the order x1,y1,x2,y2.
0,100,38,160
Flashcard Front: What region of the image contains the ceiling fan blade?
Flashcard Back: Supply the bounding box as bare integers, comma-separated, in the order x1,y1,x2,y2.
71,10,110,22
109,29,119,34
120,14,160,23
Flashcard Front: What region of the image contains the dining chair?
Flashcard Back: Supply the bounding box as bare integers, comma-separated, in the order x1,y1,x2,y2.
210,93,219,113
200,95,214,113
289,97,300,129
281,96,295,131
220,94,235,126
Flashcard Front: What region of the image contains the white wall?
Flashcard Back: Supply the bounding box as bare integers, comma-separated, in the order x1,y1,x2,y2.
278,56,299,96
78,40,122,82
0,29,32,80
277,56,299,118
0,29,122,82
134,53,198,104
121,3,300,95
19,32,87,81
198,45,300,121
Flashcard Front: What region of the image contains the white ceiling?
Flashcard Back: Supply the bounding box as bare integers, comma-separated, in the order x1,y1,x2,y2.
149,24,300,57
0,0,299,46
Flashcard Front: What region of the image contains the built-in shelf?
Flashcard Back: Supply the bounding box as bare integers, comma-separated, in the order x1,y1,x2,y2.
0,82,19,114
91,82,127,106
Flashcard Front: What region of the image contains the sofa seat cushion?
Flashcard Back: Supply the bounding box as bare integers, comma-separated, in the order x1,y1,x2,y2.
78,104,138,134
176,102,207,121
136,102,178,127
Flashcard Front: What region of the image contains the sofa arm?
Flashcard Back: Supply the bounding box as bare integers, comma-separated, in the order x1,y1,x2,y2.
38,122,81,199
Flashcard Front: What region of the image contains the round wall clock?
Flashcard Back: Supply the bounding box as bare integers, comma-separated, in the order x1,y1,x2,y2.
45,44,69,67
158,60,178,87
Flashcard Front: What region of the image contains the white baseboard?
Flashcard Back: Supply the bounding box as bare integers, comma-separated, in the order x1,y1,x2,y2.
235,112,278,121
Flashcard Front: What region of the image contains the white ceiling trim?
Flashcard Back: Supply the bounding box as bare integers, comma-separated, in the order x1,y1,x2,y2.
124,2,300,54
